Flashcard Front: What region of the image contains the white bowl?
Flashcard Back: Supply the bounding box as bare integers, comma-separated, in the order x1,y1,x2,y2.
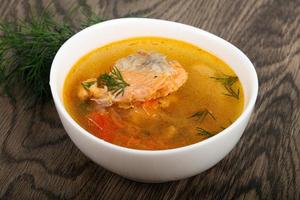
50,18,258,183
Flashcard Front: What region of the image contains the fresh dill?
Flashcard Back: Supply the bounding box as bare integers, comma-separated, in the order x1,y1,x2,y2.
0,8,105,102
81,80,96,90
211,74,240,99
98,66,130,96
196,127,214,138
190,109,216,122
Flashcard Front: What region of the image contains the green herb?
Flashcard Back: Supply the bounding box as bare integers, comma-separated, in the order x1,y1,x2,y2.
98,66,129,96
196,127,214,138
0,8,105,102
190,109,216,122
211,74,240,99
81,80,96,90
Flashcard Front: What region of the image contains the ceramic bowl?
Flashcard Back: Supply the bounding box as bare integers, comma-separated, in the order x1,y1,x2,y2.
50,18,258,183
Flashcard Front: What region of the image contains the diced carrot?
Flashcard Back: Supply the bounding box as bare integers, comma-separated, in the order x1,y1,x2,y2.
143,99,159,107
87,112,119,142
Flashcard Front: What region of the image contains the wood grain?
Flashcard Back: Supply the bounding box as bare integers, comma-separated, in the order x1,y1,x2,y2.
0,0,299,199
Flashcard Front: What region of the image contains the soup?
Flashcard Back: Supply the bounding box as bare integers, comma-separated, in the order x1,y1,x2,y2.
63,37,244,150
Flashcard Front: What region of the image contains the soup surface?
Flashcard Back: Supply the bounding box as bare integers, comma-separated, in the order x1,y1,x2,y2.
64,37,244,150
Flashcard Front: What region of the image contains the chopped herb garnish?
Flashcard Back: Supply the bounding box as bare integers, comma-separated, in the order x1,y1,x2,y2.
81,80,96,90
196,127,214,138
190,109,216,122
98,66,129,96
211,74,240,99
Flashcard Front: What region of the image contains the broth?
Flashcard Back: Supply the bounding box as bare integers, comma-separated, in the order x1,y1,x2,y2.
63,37,244,150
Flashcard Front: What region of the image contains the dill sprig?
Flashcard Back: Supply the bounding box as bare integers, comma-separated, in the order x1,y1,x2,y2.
81,80,97,90
196,127,214,138
211,74,240,99
0,9,105,102
98,66,130,96
190,108,216,122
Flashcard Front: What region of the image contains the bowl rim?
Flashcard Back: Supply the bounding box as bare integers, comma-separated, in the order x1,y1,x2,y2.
50,17,259,155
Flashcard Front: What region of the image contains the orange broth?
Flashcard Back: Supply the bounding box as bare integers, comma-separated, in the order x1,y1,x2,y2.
63,37,244,150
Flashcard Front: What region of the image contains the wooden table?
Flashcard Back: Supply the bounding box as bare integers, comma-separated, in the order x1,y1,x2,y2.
0,0,299,199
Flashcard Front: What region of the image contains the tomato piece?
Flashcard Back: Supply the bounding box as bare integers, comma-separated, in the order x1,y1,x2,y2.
87,112,119,142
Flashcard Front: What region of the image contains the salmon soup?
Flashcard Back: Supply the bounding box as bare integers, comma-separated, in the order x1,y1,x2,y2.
63,37,244,150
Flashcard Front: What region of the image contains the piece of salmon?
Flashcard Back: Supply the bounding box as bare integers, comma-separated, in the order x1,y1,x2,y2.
78,51,188,106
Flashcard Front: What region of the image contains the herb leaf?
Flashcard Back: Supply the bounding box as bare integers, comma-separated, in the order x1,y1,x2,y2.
196,127,214,138
0,8,105,102
81,80,96,90
190,108,216,122
98,66,129,96
211,74,240,99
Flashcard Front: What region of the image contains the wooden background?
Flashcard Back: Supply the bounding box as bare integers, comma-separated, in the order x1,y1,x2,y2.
0,0,299,199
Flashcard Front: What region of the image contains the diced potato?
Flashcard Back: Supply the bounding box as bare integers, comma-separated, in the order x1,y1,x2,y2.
89,85,104,99
162,125,177,139
78,86,89,101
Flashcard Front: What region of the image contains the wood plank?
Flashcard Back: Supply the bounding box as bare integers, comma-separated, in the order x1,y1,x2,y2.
0,0,299,199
